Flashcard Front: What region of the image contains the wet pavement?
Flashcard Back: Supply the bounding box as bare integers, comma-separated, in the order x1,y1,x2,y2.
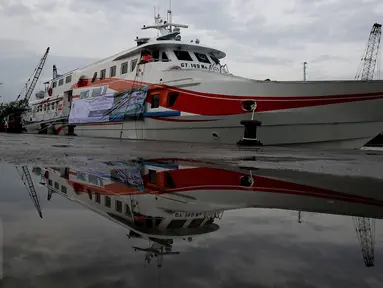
0,133,383,287
1,133,383,178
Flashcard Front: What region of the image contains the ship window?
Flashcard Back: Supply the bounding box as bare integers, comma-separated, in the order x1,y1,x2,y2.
61,185,67,194
155,218,163,227
131,59,137,72
51,103,54,110
189,218,204,228
105,196,111,208
54,182,59,189
148,169,156,184
210,54,220,65
152,50,159,62
162,52,169,61
125,204,131,216
87,189,92,200
167,92,179,107
146,217,154,228
110,65,116,77
204,218,214,225
95,193,101,203
115,200,122,212
167,219,186,229
91,72,97,83
100,69,106,80
48,179,52,186
174,50,193,61
121,62,128,74
151,94,160,109
59,78,64,86
80,90,89,99
92,87,102,97
52,81,57,88
164,172,176,188
65,75,72,83
194,52,211,64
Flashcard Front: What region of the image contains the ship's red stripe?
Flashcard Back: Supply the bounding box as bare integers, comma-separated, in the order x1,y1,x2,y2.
75,122,122,126
69,78,383,115
150,94,383,115
71,182,383,207
64,164,383,207
150,117,219,122
55,125,66,135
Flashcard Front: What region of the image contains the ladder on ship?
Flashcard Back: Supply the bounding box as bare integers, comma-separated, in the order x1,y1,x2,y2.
16,166,43,218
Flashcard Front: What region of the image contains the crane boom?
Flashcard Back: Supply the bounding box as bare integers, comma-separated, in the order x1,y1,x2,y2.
355,23,382,80
16,47,50,102
16,166,43,218
352,24,380,268
353,217,375,267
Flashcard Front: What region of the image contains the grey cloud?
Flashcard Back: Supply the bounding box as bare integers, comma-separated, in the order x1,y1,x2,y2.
311,54,350,64
237,55,294,65
0,0,382,93
282,0,381,43
1,2,31,17
0,39,97,102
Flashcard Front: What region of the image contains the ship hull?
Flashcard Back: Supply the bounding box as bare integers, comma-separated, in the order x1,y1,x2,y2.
23,117,69,135
65,68,383,149
71,96,383,149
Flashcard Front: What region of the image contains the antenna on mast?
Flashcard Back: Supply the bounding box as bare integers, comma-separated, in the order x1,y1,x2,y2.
154,6,159,36
303,62,307,81
168,0,172,32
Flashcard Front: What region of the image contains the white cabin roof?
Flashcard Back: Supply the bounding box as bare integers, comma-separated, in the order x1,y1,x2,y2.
113,40,226,61
72,11,226,74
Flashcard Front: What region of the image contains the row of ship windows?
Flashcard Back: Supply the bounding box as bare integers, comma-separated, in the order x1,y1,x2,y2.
86,189,212,230
52,75,72,88
50,51,217,89
35,102,61,112
99,58,138,80
50,180,68,194
49,179,213,230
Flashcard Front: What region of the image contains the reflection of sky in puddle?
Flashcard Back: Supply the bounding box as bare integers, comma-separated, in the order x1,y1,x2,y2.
0,217,3,281
0,162,383,287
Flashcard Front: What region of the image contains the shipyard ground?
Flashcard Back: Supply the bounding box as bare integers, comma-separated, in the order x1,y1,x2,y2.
1,133,383,179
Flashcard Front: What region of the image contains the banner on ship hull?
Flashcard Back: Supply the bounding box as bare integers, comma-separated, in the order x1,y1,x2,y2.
107,161,145,192
68,86,148,124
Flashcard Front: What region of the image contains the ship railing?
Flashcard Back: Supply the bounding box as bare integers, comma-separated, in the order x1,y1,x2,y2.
209,63,230,75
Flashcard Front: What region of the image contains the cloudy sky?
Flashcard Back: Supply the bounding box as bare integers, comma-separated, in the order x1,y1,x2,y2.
0,0,383,102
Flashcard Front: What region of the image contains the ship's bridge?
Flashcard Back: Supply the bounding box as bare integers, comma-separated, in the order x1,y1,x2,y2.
113,11,230,75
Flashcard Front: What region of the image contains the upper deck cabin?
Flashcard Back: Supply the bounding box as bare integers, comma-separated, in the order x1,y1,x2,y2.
32,66,77,104
31,9,230,105
65,11,230,89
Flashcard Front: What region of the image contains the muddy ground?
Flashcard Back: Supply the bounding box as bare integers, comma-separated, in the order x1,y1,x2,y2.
1,133,383,179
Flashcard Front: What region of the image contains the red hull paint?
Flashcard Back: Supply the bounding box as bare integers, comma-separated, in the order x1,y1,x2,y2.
67,166,383,207
71,78,383,115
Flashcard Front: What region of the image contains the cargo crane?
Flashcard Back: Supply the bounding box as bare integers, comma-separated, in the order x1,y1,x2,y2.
16,47,50,103
3,47,50,133
355,23,382,80
353,23,381,268
16,166,43,218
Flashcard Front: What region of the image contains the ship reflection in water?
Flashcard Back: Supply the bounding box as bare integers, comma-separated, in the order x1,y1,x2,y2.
2,158,383,287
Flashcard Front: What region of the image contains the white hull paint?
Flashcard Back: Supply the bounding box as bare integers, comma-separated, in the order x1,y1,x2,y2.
24,120,69,135
72,96,383,149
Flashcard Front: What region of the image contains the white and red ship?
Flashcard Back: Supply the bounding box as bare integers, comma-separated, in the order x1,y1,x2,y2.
36,158,383,266
23,9,383,149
